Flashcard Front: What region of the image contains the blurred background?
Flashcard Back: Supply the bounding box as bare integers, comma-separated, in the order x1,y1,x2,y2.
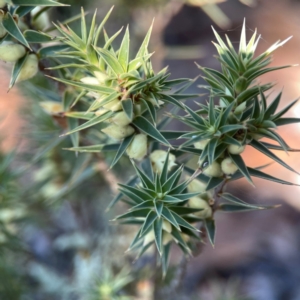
1,0,300,299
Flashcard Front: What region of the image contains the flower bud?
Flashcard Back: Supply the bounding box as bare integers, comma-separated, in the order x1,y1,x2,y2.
0,43,26,62
163,232,173,245
187,178,207,193
80,76,100,85
234,102,247,114
31,6,50,30
93,71,107,83
234,76,248,94
103,99,122,112
162,220,172,233
188,196,212,219
199,159,223,177
16,54,39,82
150,150,176,174
143,230,155,246
102,124,134,140
194,138,210,150
221,157,238,175
40,101,63,115
0,1,6,8
126,133,147,161
228,144,245,155
111,111,132,126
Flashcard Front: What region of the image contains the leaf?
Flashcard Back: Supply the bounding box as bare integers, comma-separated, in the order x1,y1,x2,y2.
221,192,269,209
162,243,171,278
136,20,153,58
132,162,155,190
23,30,53,43
140,98,156,124
264,91,282,119
15,6,35,18
67,117,79,149
229,153,254,186
9,53,28,90
106,176,138,210
219,204,260,212
118,184,152,201
140,211,157,236
132,116,171,147
206,177,224,191
118,25,130,71
65,144,120,153
95,47,124,76
153,218,163,255
12,0,67,5
121,98,133,121
250,139,299,174
110,134,134,169
61,111,114,136
171,212,199,232
2,12,31,49
162,207,180,230
204,219,215,247
154,201,163,217
274,118,300,126
38,45,69,58
46,76,115,94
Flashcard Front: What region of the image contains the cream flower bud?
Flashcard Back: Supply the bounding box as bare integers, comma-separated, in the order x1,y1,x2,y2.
80,76,100,85
181,233,190,242
16,54,39,82
93,71,107,83
111,111,132,126
221,157,238,175
194,139,210,150
31,6,50,30
102,124,134,140
187,178,207,193
199,159,223,178
163,232,173,245
0,43,26,62
234,102,247,114
126,133,147,161
40,101,63,115
162,220,172,233
188,196,212,219
103,99,122,112
0,1,6,8
227,144,245,155
143,230,155,246
150,150,176,174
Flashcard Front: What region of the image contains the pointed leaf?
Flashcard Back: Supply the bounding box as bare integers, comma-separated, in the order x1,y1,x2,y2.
121,98,133,121
2,12,31,49
204,219,215,247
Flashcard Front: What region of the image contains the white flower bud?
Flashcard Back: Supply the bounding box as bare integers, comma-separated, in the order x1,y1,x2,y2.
252,133,263,140
31,6,50,30
102,124,134,140
40,101,63,115
93,71,107,83
143,230,155,246
0,43,26,62
102,99,122,112
163,232,173,245
228,144,245,155
150,150,176,174
234,102,246,114
194,139,210,150
80,76,100,85
181,233,190,242
126,133,147,161
16,54,39,82
162,220,172,233
111,111,132,126
188,196,212,219
199,159,223,178
187,178,207,193
221,157,238,175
